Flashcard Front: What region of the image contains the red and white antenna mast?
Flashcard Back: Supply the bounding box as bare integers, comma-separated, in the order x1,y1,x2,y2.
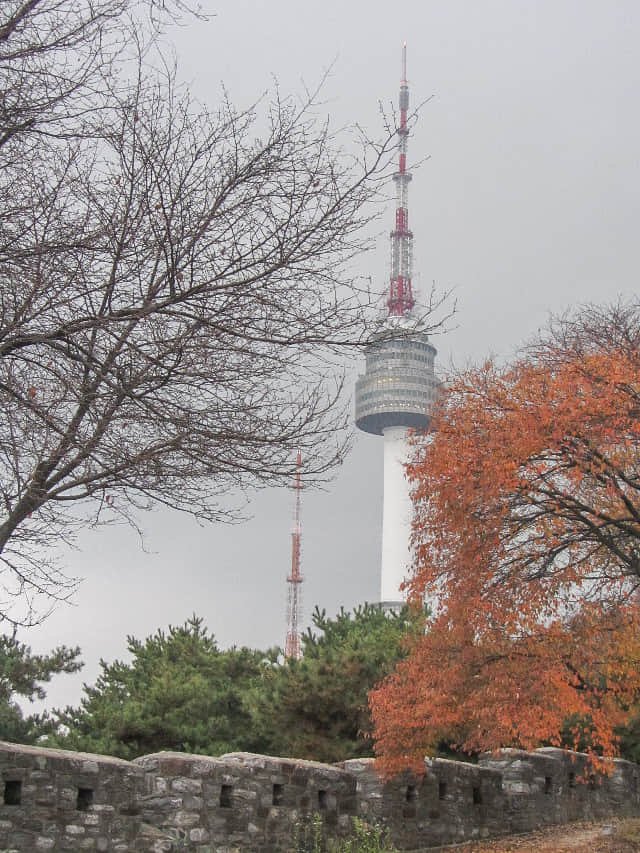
284,449,303,660
388,41,415,317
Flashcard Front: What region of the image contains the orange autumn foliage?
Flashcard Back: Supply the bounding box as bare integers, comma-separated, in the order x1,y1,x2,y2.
369,302,640,777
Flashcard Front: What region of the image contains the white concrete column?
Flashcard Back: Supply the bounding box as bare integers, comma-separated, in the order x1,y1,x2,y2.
380,426,412,605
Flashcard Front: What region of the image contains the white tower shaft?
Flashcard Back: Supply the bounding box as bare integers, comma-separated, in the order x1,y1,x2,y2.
380,426,412,605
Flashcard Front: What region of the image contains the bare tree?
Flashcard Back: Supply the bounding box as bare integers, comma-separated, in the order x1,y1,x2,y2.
0,1,446,625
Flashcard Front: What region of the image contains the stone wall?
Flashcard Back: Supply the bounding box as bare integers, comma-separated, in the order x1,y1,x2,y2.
345,747,640,849
0,740,638,851
0,741,142,851
135,752,359,851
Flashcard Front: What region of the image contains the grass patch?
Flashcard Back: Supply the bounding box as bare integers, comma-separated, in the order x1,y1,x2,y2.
293,814,397,853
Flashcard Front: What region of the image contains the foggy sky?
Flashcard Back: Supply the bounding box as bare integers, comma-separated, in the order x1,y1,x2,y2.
22,0,640,712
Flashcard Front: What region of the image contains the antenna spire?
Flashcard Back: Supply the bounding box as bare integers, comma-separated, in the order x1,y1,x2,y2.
387,42,415,316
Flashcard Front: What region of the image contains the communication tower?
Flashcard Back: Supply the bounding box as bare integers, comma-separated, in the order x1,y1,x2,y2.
284,450,303,659
355,44,439,610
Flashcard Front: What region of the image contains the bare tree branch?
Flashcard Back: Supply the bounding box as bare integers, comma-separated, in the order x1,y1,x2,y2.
0,0,449,626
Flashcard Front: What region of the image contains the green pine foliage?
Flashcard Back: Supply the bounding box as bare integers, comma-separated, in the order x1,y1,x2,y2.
0,633,81,744
253,604,423,763
44,605,421,762
48,616,276,759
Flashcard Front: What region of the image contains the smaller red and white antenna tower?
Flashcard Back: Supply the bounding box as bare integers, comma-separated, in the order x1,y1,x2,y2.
284,449,303,660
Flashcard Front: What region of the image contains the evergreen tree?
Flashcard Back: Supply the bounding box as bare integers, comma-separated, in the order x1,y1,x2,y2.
254,604,422,763
0,633,81,744
48,607,420,763
49,617,274,759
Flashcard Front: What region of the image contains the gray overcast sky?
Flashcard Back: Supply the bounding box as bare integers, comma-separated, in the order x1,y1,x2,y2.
23,0,639,711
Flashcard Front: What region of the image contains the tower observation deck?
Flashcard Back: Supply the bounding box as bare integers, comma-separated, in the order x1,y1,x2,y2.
355,44,439,610
355,329,437,437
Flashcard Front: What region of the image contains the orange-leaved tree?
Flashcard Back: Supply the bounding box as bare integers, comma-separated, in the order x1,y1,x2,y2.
369,302,640,777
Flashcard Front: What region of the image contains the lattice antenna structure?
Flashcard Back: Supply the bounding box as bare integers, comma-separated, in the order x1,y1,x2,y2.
388,41,415,317
284,450,303,660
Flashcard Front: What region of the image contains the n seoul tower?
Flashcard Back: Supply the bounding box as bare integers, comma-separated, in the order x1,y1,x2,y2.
355,44,439,610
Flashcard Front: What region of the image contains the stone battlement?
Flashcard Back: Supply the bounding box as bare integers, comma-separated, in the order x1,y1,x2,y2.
0,740,638,851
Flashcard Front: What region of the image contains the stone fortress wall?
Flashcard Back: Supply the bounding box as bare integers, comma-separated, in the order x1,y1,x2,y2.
0,740,638,851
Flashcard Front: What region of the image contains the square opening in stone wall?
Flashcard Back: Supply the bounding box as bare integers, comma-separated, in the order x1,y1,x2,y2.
568,772,575,789
77,787,93,810
405,784,417,803
3,780,21,806
273,783,284,806
318,789,328,811
544,776,553,795
220,784,233,808
438,780,447,800
472,785,482,805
